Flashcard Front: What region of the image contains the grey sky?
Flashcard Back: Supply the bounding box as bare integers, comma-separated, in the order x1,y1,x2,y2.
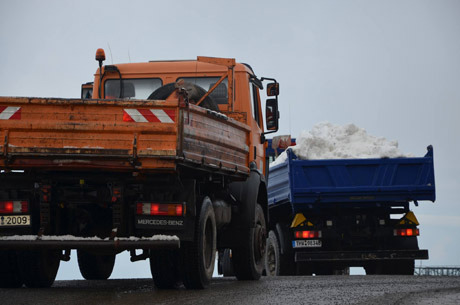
1,0,459,279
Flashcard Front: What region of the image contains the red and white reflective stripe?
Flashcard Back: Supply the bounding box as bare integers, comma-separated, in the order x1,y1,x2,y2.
123,109,175,123
0,106,21,120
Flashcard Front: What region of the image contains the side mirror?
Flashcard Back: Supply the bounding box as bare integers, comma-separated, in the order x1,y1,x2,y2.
266,98,279,131
267,82,279,96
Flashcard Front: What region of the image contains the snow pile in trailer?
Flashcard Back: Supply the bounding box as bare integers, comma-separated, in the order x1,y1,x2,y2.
270,122,413,167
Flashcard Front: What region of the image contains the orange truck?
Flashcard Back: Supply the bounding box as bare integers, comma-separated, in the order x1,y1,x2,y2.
0,49,280,289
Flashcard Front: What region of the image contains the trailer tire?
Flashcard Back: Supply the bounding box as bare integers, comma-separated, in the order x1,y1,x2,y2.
276,223,296,275
18,250,60,288
394,260,415,275
150,249,182,289
77,250,115,280
148,82,219,111
0,251,23,288
265,231,280,276
182,197,216,289
232,204,266,280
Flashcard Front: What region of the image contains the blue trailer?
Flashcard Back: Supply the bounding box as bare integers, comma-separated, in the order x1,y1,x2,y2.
265,143,435,275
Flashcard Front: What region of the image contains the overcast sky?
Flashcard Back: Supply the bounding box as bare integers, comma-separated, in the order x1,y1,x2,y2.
1,0,459,279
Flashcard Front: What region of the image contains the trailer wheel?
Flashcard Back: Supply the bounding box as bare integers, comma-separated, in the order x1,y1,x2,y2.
77,250,116,280
18,250,60,288
393,260,415,275
276,223,297,275
390,236,417,275
366,235,418,275
0,251,23,288
265,231,280,276
147,82,219,111
232,204,266,280
182,197,216,289
150,249,182,289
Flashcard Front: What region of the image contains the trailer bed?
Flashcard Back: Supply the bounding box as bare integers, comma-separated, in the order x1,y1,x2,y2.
268,147,435,211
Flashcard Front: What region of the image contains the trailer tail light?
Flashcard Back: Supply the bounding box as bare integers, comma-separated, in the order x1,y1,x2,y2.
0,201,29,214
295,230,322,239
136,203,185,216
394,228,419,237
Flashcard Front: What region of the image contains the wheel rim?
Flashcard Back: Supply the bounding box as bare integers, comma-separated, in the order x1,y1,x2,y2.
266,243,276,275
254,223,266,262
203,217,213,269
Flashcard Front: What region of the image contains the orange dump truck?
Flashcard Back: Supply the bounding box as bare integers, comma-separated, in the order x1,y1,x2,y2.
0,49,280,289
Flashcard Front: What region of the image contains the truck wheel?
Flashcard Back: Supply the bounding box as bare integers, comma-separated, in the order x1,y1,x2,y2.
265,231,280,276
297,262,314,276
232,204,266,280
394,260,415,275
150,249,182,289
276,224,296,276
77,250,116,280
182,197,216,289
0,251,23,288
18,250,60,288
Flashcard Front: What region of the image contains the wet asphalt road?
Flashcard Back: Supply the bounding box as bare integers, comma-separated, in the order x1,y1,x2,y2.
1,276,460,305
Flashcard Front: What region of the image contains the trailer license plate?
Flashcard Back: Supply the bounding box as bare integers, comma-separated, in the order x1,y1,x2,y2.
293,239,322,248
0,215,31,227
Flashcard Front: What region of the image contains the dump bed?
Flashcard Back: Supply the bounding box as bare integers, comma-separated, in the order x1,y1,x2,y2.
268,147,435,211
0,97,250,176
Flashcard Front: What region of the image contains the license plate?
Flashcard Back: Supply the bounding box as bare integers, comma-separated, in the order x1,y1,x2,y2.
0,215,31,227
293,239,322,248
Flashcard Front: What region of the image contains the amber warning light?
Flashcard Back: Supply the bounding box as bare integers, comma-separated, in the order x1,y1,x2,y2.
95,48,106,62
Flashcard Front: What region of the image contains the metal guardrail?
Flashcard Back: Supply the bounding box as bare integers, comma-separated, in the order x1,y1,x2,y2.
415,267,460,276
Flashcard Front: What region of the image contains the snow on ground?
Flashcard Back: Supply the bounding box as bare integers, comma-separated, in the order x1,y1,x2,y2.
270,122,413,167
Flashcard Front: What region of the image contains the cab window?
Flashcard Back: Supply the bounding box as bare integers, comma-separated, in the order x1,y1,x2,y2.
249,83,260,127
104,78,162,99
177,77,229,105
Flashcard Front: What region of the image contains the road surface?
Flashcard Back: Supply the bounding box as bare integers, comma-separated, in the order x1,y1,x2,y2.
1,276,460,305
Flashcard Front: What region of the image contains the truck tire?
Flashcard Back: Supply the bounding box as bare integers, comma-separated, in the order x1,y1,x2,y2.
393,260,415,275
390,236,417,275
18,250,60,288
276,223,297,275
182,197,216,289
150,249,182,289
297,262,314,276
232,204,266,280
365,260,414,275
265,231,280,276
366,236,418,275
77,250,116,280
0,251,23,288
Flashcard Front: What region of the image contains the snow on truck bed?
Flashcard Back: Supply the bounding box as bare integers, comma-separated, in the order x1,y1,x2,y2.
270,122,413,167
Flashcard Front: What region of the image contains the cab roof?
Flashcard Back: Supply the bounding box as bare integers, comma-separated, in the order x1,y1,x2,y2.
98,59,252,76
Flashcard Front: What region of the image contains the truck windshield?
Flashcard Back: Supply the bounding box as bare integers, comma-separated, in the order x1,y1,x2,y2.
177,77,228,104
104,78,162,99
